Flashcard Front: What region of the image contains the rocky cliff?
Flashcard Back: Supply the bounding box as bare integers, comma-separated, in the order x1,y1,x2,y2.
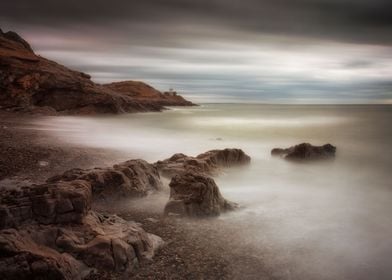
104,81,194,107
0,29,194,114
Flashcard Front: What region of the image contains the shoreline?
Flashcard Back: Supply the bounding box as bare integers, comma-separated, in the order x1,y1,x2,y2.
0,111,276,280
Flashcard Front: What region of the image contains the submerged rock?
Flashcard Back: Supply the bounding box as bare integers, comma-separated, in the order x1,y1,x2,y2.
164,172,237,217
271,143,336,161
156,148,251,178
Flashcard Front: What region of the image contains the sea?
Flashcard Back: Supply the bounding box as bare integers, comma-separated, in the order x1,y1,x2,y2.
36,104,392,280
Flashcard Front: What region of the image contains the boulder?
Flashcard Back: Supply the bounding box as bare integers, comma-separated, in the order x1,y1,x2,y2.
47,159,163,198
156,148,251,178
164,172,237,217
271,143,336,161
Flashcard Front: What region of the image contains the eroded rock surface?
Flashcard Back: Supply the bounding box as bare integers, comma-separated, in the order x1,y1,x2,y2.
0,161,163,279
155,148,251,179
164,172,237,217
47,159,163,198
0,213,163,280
0,180,91,228
271,143,336,161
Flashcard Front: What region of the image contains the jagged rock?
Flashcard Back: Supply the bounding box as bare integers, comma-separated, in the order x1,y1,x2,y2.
0,228,84,280
0,213,163,279
0,180,91,228
47,159,163,198
164,172,237,217
0,30,194,114
271,143,336,161
155,148,251,178
0,162,164,278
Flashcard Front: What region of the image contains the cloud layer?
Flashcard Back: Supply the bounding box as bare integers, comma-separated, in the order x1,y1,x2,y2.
1,0,392,103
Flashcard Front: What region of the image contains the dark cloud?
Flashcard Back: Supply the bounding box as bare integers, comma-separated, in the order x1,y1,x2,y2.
1,0,391,103
1,0,392,45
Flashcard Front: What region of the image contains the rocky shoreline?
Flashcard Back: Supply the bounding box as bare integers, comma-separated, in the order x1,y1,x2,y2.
0,112,255,279
0,29,194,115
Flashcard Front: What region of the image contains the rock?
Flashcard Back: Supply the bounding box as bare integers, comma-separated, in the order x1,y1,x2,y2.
271,143,336,161
155,148,251,178
0,166,164,278
164,172,237,217
0,213,164,279
196,148,251,167
0,30,194,115
0,180,91,228
47,159,163,198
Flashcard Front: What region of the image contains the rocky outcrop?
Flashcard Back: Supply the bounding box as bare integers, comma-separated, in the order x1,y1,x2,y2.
0,180,91,228
104,81,195,106
0,29,193,114
0,160,164,279
271,143,336,161
47,159,163,198
0,213,163,280
0,229,83,280
0,148,250,277
160,149,250,217
155,148,251,178
164,172,237,217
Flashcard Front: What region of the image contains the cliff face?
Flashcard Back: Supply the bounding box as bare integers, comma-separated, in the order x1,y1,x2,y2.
0,29,194,114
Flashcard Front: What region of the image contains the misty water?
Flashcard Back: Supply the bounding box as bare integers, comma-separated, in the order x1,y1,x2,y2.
37,104,392,279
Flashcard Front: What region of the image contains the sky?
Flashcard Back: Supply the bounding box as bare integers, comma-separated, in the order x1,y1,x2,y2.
1,0,392,104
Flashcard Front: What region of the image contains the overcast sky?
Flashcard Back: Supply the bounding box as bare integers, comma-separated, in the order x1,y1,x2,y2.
1,0,392,103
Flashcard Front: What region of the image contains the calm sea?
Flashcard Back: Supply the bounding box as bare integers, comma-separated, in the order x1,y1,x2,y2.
38,104,392,279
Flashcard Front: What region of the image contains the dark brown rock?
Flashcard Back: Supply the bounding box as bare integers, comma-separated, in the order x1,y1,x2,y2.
0,229,83,280
271,143,336,161
47,159,163,198
164,172,237,217
0,174,163,279
0,180,91,228
156,148,251,178
0,212,163,279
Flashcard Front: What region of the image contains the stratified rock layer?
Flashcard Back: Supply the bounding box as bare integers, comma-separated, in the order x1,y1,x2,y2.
271,143,336,161
0,180,91,228
0,161,164,279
